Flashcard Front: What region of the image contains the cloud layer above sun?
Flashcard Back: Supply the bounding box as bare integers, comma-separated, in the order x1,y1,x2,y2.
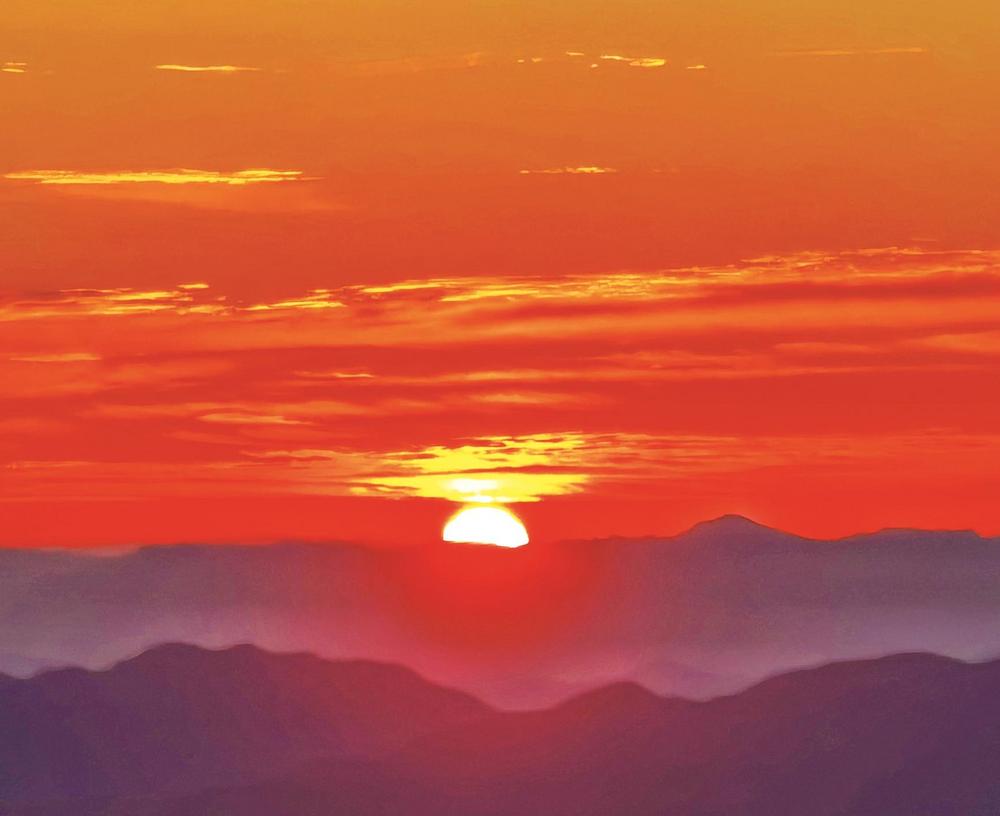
1,0,998,545
2,246,999,543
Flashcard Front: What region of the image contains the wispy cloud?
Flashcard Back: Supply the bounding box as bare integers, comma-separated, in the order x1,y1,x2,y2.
356,49,681,75
244,291,346,312
597,54,667,68
4,169,308,186
2,61,28,74
518,166,619,175
0,284,353,323
199,412,309,426
3,248,997,339
9,428,998,505
295,370,376,381
552,51,669,68
0,286,225,320
154,64,262,73
8,352,101,363
2,247,998,514
340,247,1000,306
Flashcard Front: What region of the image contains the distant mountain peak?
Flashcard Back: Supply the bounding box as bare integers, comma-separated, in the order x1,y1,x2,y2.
698,513,768,528
684,514,785,538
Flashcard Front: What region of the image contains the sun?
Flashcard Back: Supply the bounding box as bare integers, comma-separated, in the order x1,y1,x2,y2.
442,505,530,548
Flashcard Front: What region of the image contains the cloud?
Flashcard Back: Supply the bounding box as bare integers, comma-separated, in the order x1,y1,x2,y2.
2,246,998,513
8,352,102,363
338,247,1000,309
0,286,225,320
154,64,262,73
9,428,996,505
597,54,667,68
234,433,594,503
295,370,375,380
2,169,333,212
199,412,309,426
93,391,584,425
2,62,28,74
3,169,308,186
244,292,346,312
912,330,1000,355
551,51,669,68
518,166,619,175
0,285,351,322
4,248,998,355
342,50,671,77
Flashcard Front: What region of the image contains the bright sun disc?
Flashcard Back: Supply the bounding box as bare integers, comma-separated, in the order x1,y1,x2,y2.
442,505,530,548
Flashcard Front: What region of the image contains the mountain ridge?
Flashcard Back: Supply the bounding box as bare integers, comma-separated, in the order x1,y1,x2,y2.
3,521,1000,709
14,642,997,703
0,642,490,806
2,516,999,559
5,643,1000,816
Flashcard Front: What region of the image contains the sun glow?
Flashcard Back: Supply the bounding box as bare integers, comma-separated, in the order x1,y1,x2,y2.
442,505,530,548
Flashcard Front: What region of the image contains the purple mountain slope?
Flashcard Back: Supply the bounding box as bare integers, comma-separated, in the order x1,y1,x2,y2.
1,517,999,707
4,646,1000,816
0,643,488,805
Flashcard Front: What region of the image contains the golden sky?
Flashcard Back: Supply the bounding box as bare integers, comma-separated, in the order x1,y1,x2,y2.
2,0,999,545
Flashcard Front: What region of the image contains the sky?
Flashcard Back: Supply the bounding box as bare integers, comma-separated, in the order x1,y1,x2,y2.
2,0,999,547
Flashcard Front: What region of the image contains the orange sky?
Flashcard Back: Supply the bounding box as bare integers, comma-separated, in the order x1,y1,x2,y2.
2,0,999,546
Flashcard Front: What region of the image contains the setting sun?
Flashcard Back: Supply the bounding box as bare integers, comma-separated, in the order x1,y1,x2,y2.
442,506,530,548
2,0,998,812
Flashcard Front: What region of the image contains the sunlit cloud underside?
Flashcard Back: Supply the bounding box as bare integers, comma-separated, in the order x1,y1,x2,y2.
519,166,619,175
154,64,262,73
4,169,307,186
1,247,999,534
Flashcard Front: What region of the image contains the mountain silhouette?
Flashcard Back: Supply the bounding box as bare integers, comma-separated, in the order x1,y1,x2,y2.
2,520,999,707
3,646,1000,815
685,513,788,537
0,643,487,807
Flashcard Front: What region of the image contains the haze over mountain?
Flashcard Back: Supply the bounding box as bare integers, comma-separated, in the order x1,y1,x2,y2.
3,644,1000,816
2,517,999,707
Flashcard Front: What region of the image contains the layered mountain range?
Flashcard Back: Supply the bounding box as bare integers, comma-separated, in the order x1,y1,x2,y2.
2,516,998,707
2,643,1000,815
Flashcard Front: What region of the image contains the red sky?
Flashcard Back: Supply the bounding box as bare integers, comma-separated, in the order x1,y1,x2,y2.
2,0,999,546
